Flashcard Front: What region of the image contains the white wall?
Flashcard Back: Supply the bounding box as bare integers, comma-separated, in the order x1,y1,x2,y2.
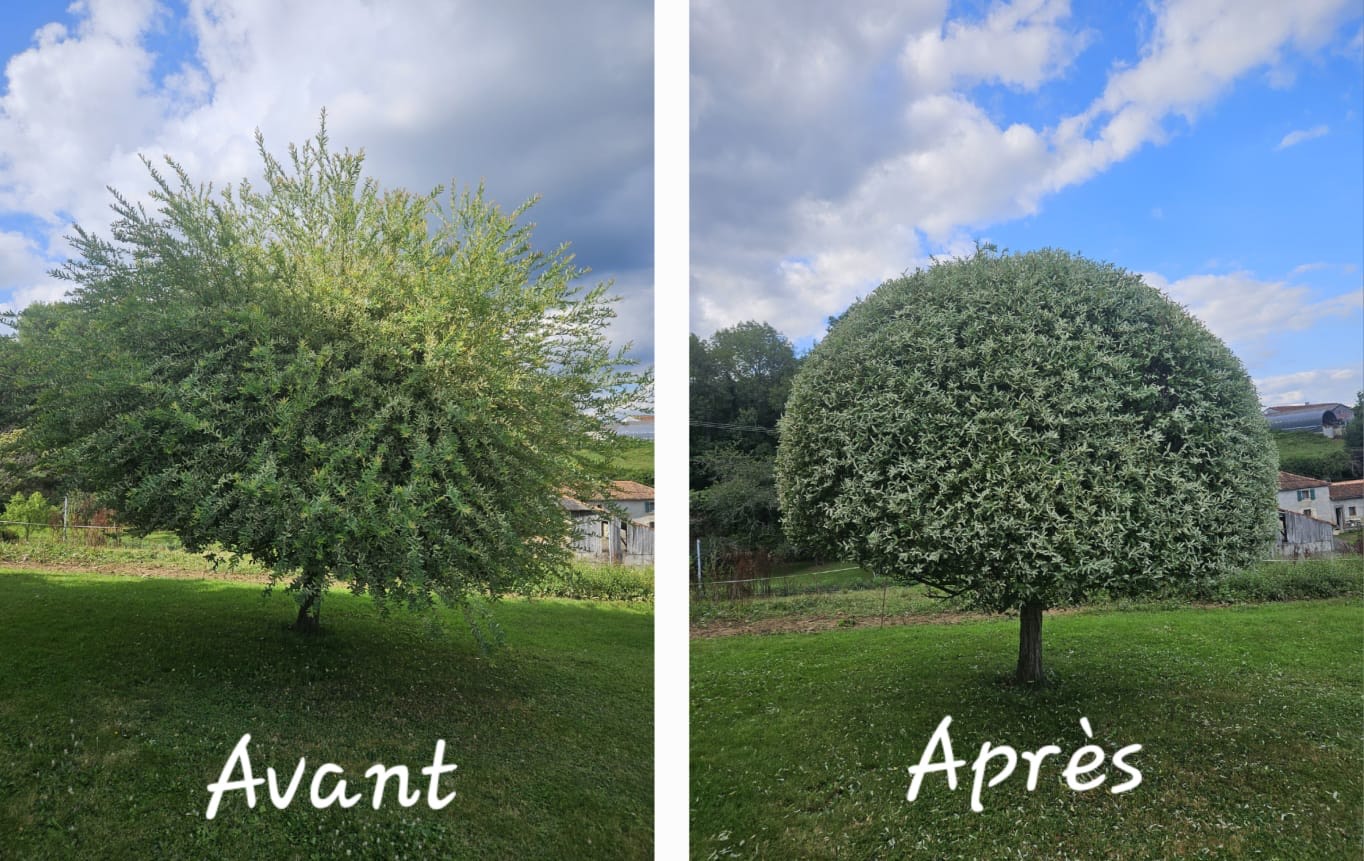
1276,487,1333,523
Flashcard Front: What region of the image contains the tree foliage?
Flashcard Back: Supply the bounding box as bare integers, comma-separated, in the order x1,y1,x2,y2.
2,491,55,540
1344,391,1364,476
777,248,1278,681
5,121,645,634
690,322,799,551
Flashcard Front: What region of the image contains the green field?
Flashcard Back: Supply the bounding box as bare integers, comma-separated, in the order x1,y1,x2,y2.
1272,429,1354,480
692,599,1363,859
0,569,652,859
574,438,654,487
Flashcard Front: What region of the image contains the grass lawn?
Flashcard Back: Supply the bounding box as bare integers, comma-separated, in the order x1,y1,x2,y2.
692,558,1363,634
692,579,940,630
692,599,1363,859
0,569,652,859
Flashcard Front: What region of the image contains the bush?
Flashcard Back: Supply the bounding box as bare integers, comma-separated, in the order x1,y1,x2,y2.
523,564,654,602
1136,558,1363,605
2,491,55,540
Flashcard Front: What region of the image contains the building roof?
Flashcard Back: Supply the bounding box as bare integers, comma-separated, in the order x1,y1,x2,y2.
1278,471,1330,491
559,496,604,514
1264,402,1350,415
1330,479,1364,501
1265,407,1350,432
594,480,655,501
612,415,655,439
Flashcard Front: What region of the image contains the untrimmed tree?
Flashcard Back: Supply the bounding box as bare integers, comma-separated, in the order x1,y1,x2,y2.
7,121,645,635
2,491,55,540
776,247,1278,684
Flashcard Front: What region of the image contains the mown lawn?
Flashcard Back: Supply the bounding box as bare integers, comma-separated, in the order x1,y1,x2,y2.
0,569,652,859
692,599,1363,859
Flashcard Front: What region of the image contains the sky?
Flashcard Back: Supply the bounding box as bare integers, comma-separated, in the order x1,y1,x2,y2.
0,0,654,364
691,0,1364,407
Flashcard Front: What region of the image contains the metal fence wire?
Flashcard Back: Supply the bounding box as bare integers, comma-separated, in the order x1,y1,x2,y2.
689,536,876,600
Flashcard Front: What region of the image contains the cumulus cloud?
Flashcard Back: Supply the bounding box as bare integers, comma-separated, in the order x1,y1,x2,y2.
1255,368,1363,406
691,0,1360,341
0,0,653,360
1276,124,1330,149
1142,269,1363,349
899,0,1089,97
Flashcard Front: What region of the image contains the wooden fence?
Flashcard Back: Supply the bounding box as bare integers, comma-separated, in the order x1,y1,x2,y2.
571,518,654,566
1274,509,1336,558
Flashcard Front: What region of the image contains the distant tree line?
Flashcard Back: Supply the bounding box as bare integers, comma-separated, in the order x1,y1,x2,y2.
689,322,800,555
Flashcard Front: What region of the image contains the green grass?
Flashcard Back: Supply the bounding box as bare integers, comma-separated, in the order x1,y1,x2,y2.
692,558,1364,629
692,580,940,628
0,569,652,859
692,599,1363,859
0,528,253,572
612,439,655,486
1272,430,1353,480
575,438,654,486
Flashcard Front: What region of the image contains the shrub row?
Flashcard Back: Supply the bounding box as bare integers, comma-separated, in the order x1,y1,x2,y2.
1181,559,1362,603
521,563,654,602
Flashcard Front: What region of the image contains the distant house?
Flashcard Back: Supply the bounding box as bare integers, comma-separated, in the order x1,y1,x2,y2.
558,481,655,566
1263,403,1355,438
584,480,655,521
1330,479,1363,531
1276,471,1334,522
612,415,655,440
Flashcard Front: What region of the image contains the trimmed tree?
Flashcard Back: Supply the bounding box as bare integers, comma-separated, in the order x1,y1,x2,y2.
776,247,1278,684
7,122,645,636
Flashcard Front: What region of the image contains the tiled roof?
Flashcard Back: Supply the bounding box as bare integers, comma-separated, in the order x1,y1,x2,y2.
560,496,603,513
598,480,655,501
1278,471,1330,491
1330,479,1364,501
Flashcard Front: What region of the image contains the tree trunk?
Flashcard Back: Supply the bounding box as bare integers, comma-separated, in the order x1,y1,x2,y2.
292,572,324,632
1016,601,1045,685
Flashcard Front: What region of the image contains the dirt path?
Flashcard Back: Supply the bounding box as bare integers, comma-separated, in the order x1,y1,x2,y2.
0,558,272,583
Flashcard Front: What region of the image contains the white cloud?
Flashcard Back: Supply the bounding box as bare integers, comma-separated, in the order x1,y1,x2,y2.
1276,124,1330,149
1141,269,1363,349
0,0,653,357
691,0,1361,342
1255,368,1362,405
899,0,1089,97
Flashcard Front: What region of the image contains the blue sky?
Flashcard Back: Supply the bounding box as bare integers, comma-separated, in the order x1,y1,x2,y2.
691,0,1364,406
0,0,654,363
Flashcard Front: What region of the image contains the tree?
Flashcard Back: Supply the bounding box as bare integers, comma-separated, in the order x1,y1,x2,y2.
690,323,797,466
776,248,1278,685
690,447,783,549
1344,391,1364,477
690,322,799,552
6,120,645,634
2,491,55,540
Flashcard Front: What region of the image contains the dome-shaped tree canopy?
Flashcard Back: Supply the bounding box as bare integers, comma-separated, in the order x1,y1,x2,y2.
776,248,1278,682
